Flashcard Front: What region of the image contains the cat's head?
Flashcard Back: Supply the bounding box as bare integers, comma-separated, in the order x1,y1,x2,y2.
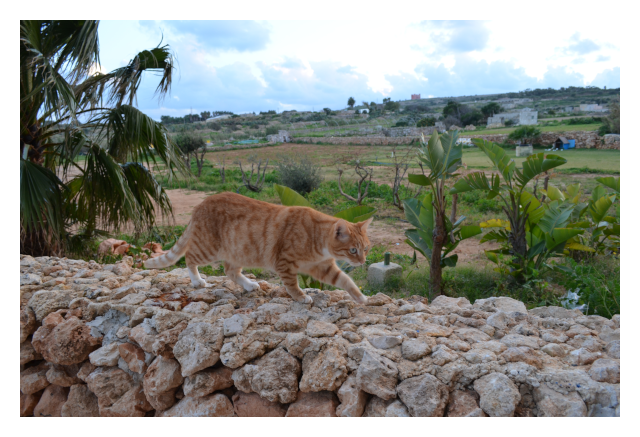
329,218,373,266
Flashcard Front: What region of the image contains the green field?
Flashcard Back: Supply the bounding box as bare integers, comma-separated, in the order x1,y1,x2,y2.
462,148,619,172
475,123,602,136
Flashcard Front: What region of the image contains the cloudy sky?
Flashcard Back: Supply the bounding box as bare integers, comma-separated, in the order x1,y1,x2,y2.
97,20,621,120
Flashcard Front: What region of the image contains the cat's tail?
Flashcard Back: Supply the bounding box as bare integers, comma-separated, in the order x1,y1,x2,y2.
144,224,192,269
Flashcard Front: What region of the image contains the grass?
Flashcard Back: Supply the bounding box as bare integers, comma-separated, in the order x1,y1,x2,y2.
472,123,602,135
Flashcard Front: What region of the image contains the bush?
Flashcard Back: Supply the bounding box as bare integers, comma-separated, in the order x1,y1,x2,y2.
504,119,515,126
265,126,279,135
416,117,436,127
276,156,323,194
394,121,409,127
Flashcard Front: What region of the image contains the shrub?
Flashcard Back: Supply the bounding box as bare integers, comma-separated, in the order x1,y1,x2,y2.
394,121,409,127
504,119,515,126
276,156,323,194
265,126,279,135
416,117,436,127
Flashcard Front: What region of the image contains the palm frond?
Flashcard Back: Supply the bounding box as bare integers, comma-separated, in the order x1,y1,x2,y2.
20,159,66,240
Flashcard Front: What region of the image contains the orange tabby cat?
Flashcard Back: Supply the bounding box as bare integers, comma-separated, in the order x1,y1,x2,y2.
144,192,371,304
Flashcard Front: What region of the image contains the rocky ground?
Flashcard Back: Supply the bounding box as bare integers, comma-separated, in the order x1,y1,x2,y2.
20,254,620,417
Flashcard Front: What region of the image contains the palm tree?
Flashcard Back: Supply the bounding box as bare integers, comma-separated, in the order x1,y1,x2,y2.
20,20,187,256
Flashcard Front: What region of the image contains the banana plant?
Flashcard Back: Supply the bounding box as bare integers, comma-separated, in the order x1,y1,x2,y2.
450,139,575,280
403,191,481,268
544,178,620,256
404,130,481,295
274,184,376,289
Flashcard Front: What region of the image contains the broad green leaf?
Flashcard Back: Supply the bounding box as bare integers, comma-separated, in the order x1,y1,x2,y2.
442,254,458,268
520,191,545,225
404,232,432,259
473,139,516,182
590,185,608,203
565,183,582,203
450,172,500,197
334,205,376,223
480,230,509,244
538,202,575,234
603,224,620,236
514,153,567,188
565,242,596,252
459,225,482,240
419,192,434,242
480,219,511,230
485,251,499,264
407,173,431,186
402,198,422,228
417,131,462,179
274,184,311,207
544,184,565,202
596,176,620,193
587,195,613,224
545,228,583,250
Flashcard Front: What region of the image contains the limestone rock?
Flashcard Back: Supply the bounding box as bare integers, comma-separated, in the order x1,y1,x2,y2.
588,358,620,383
89,342,120,366
183,366,234,398
336,373,369,417
32,316,100,365
118,343,148,374
33,384,69,417
501,347,543,369
100,384,153,417
605,340,620,359
541,343,566,357
275,312,309,332
20,362,50,395
533,384,587,417
366,293,393,306
356,350,398,400
232,391,288,417
285,391,339,417
401,338,432,360
362,397,411,417
20,341,42,365
232,348,301,404
473,296,526,314
473,372,521,417
152,320,188,358
396,373,449,417
157,393,234,417
219,329,269,369
46,363,82,386
300,346,348,392
60,384,100,416
224,313,254,336
28,289,80,321
143,356,184,400
128,318,158,353
446,390,486,417
85,366,134,410
20,307,37,343
306,319,339,338
173,322,224,376
430,295,471,310
20,389,44,417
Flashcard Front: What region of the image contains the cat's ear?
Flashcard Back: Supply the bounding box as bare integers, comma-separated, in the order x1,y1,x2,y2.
357,217,373,232
334,220,350,242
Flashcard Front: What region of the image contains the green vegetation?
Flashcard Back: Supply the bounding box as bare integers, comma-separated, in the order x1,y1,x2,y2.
20,20,186,257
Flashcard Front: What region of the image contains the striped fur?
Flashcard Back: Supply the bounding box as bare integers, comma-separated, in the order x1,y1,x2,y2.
143,192,371,304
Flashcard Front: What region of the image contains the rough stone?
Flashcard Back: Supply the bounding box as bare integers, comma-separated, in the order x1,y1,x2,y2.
362,397,411,417
143,356,184,400
224,313,254,337
396,373,449,417
473,373,521,417
21,362,50,395
33,384,69,417
300,346,348,392
46,363,82,386
533,384,587,417
60,384,100,416
85,366,134,410
605,340,620,359
157,393,234,417
232,348,301,404
20,341,42,365
285,391,339,417
588,359,620,383
183,366,234,398
20,307,38,343
118,343,148,374
232,391,288,417
152,320,188,358
33,316,100,365
21,390,44,417
89,342,120,366
173,322,224,376
446,390,486,417
401,339,432,360
306,319,339,338
356,350,398,400
336,373,369,417
100,384,153,417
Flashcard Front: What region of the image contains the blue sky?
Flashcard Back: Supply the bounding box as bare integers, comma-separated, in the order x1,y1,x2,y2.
97,20,621,120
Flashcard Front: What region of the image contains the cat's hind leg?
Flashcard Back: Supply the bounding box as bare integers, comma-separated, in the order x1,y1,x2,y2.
224,262,260,292
185,252,215,288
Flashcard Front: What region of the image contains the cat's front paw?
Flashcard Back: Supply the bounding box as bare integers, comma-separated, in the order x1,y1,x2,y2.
243,281,260,292
353,294,368,305
298,295,313,304
192,279,207,288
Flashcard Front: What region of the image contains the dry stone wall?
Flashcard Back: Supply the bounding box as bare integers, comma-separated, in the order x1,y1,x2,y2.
20,255,620,417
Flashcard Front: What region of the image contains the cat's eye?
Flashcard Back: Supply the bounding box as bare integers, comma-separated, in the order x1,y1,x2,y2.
350,248,357,254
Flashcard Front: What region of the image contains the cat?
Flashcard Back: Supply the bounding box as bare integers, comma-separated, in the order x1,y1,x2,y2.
144,192,371,304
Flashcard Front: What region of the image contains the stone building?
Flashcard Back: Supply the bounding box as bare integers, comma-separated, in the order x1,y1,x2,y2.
579,104,608,113
411,94,421,100
487,108,538,127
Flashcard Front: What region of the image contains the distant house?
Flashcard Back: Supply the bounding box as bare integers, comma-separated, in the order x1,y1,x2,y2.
206,114,231,122
487,108,538,127
579,104,608,113
411,94,421,100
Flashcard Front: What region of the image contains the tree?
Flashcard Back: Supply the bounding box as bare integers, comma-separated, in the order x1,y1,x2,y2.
461,110,484,126
20,20,186,256
385,101,400,112
323,108,332,115
417,117,436,127
347,97,355,108
175,132,207,177
442,101,463,118
508,126,542,145
481,102,503,118
200,111,211,120
599,97,620,135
